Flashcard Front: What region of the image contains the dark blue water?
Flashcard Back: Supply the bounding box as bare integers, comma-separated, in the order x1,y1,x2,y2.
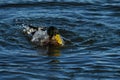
0,0,120,80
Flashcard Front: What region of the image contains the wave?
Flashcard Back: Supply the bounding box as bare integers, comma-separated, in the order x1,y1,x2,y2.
2,0,119,9
0,2,93,8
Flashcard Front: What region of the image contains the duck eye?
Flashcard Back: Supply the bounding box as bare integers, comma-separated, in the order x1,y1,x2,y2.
54,30,59,34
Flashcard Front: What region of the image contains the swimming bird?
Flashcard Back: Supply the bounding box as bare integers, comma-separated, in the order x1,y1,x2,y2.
23,25,64,47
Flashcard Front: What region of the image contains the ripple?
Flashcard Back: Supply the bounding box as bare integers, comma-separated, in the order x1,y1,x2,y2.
102,3,120,11
0,1,93,8
0,0,120,80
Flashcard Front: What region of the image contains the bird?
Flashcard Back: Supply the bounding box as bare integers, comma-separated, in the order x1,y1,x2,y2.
23,25,64,47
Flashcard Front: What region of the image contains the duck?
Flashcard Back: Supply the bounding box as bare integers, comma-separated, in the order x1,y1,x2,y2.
23,25,64,47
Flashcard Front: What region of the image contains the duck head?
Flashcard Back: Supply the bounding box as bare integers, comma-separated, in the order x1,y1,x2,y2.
47,26,59,39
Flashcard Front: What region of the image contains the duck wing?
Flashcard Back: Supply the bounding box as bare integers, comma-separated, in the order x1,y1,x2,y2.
31,29,49,45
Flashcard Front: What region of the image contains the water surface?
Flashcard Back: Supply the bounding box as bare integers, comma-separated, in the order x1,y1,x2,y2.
0,0,120,80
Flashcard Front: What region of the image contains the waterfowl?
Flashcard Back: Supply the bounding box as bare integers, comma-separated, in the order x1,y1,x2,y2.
23,25,64,47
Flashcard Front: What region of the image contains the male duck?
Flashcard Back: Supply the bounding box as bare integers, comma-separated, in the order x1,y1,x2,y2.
23,25,64,47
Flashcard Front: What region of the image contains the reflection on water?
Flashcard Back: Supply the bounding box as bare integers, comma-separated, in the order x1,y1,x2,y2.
47,45,61,57
45,45,61,63
36,45,61,57
36,45,61,63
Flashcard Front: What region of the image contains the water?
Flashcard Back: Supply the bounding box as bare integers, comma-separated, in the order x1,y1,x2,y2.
0,0,120,80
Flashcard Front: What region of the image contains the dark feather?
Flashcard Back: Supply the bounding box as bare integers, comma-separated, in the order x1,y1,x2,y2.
28,25,38,30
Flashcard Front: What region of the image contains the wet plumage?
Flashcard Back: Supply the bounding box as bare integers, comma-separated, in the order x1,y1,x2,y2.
23,25,64,46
